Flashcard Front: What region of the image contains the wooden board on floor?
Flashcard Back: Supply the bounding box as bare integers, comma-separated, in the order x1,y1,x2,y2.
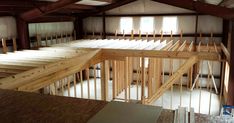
87,101,162,123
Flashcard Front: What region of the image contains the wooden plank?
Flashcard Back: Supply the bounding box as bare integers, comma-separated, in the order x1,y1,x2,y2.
73,73,77,97
86,68,90,99
1,49,101,90
125,57,128,102
67,76,70,97
141,57,145,104
80,70,83,98
112,61,116,100
101,61,109,101
101,49,220,61
94,64,97,100
146,55,199,104
2,38,7,54
12,38,17,52
221,43,230,63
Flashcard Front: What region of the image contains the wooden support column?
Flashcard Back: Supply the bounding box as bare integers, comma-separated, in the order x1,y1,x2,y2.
222,20,230,47
101,60,109,101
227,21,234,105
16,17,30,49
74,17,83,39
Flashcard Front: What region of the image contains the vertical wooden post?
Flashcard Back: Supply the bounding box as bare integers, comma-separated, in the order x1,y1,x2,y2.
80,71,83,98
124,57,129,102
131,30,134,40
141,57,145,104
67,76,71,97
55,33,58,44
12,37,17,51
36,34,41,48
160,30,163,41
60,33,63,43
61,79,64,96
1,38,7,53
65,32,68,42
86,68,90,99
73,74,77,97
112,61,117,100
54,82,57,95
136,57,140,100
45,33,48,46
139,30,141,39
101,61,109,101
94,64,97,100
115,30,118,39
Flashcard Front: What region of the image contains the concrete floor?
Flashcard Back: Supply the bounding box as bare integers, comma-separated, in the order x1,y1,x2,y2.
59,78,220,116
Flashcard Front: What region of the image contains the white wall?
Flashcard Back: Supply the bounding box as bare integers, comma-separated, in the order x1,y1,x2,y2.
28,21,74,37
83,0,223,43
0,16,17,39
106,0,194,14
0,16,17,53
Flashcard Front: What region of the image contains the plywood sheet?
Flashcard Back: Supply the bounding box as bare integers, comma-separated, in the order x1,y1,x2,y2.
88,101,162,123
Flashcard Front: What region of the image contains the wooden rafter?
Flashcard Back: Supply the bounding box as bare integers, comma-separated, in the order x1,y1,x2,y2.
20,0,82,21
151,0,234,20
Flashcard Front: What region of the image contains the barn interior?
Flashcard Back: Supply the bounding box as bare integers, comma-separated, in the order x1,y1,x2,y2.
0,0,233,122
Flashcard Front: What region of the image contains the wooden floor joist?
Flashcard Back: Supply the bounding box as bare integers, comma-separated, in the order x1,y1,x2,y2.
0,39,222,96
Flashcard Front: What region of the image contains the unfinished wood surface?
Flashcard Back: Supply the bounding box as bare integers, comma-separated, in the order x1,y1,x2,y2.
146,55,199,104
101,61,109,101
2,38,7,54
3,49,101,90
94,64,97,100
12,38,17,51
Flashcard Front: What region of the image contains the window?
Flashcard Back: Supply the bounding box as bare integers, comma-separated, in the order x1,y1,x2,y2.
120,17,133,34
162,17,178,34
140,17,154,34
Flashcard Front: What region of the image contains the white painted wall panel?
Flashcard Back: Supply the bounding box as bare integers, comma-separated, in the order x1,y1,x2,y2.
198,15,223,33
28,21,74,37
106,0,194,14
0,16,17,38
83,17,103,33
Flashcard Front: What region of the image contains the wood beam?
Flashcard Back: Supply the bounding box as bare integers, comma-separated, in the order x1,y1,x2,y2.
151,0,234,20
101,49,220,61
20,0,81,21
29,16,75,23
146,55,199,104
